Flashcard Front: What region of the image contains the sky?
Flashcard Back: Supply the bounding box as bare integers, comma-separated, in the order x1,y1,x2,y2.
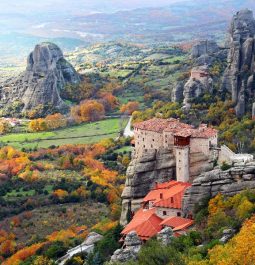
0,0,185,14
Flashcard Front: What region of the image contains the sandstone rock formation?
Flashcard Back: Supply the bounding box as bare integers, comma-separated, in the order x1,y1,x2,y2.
57,232,103,265
0,42,80,116
157,227,173,246
182,66,213,110
171,81,184,103
110,231,141,263
221,9,255,117
172,39,227,107
120,148,176,225
191,40,219,59
182,161,255,214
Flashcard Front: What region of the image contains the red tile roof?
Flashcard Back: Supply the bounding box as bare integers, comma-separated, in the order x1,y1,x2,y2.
134,118,217,139
154,180,179,189
160,216,194,231
143,181,191,209
122,208,163,240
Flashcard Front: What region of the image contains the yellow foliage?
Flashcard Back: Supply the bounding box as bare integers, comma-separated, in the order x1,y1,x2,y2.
207,215,255,265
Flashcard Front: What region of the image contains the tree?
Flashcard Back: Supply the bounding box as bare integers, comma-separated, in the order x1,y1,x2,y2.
120,102,139,115
71,100,105,123
0,120,12,135
32,256,55,265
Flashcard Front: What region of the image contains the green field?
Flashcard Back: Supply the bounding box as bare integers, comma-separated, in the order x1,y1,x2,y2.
0,118,121,149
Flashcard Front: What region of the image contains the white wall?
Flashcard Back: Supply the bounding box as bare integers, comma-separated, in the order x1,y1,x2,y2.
156,207,182,219
176,146,190,182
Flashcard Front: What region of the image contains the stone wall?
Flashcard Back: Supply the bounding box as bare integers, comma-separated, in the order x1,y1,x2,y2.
134,128,163,157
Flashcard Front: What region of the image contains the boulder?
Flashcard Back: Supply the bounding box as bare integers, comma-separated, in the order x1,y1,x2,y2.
110,231,141,263
157,227,173,246
0,42,80,116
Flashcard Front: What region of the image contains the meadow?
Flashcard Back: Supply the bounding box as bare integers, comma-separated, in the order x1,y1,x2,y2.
0,118,121,149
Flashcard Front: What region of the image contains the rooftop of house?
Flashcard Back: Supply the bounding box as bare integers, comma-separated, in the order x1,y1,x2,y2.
143,181,191,209
134,118,217,139
161,216,194,231
121,208,163,240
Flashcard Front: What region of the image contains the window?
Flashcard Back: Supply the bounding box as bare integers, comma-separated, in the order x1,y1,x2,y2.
163,211,167,216
152,139,155,142
151,145,153,148
160,193,163,199
170,197,174,203
177,212,181,217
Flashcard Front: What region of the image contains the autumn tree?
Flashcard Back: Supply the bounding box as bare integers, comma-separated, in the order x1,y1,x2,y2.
71,100,105,123
0,120,12,135
120,102,139,115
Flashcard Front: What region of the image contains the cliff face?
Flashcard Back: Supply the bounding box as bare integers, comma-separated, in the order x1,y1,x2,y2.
120,148,176,225
172,40,227,107
0,42,80,116
221,9,255,117
120,148,214,225
183,161,255,214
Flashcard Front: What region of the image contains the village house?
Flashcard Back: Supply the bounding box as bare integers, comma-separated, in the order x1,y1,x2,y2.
190,67,209,80
121,180,194,242
133,118,218,182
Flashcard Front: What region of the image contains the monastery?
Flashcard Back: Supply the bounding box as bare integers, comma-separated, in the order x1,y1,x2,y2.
133,118,218,182
121,118,253,242
121,180,194,241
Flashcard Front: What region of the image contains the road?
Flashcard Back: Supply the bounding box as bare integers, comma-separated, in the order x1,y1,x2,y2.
123,116,134,137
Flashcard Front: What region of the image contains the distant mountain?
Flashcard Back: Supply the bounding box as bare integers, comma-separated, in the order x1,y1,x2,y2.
1,0,255,67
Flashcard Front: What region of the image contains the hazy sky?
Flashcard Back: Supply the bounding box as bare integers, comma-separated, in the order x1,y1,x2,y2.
0,0,185,14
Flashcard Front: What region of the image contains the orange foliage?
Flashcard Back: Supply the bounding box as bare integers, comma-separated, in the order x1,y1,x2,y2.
10,217,21,227
92,220,118,233
52,189,68,199
120,101,139,115
3,243,44,265
71,100,105,123
47,226,87,242
99,92,119,111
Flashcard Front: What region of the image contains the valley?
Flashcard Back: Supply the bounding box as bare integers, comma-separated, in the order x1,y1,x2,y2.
1,1,255,265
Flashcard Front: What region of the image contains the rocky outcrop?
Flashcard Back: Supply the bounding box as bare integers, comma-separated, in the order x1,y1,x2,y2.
0,42,80,116
120,148,176,225
172,39,227,106
219,228,235,244
221,9,255,117
191,40,219,59
57,232,103,265
157,227,173,246
171,81,184,103
182,66,213,110
182,161,255,214
110,231,141,263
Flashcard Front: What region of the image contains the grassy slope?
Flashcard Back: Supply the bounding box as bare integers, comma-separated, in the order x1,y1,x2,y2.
0,118,120,149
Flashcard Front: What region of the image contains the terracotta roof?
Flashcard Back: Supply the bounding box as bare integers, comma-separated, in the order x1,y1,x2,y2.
134,118,217,139
160,216,194,231
133,118,176,133
154,180,179,189
143,181,191,209
122,208,163,240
